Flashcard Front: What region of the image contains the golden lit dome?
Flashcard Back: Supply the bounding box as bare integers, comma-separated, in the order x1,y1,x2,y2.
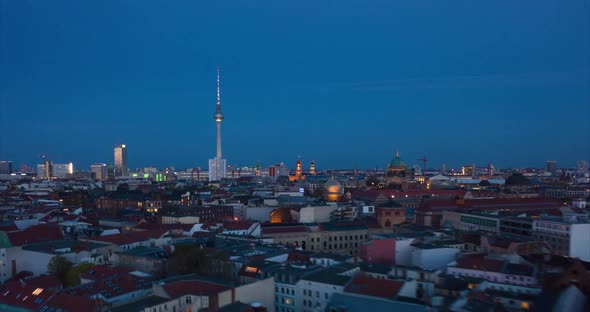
324,177,343,202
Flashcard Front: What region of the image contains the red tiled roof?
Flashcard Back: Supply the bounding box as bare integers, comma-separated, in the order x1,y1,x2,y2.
0,279,56,310
44,292,101,312
455,255,504,273
6,224,64,246
344,274,403,299
0,224,18,231
262,226,307,234
418,197,564,212
86,229,167,246
19,275,62,290
222,221,254,231
68,272,152,299
81,265,130,281
163,280,232,298
353,189,465,201
134,222,194,232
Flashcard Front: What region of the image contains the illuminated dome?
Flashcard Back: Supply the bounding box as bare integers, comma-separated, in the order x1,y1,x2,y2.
324,177,343,202
387,150,408,180
388,151,407,169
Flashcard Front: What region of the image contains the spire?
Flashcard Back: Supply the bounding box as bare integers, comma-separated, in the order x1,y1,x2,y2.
216,66,221,113
396,149,400,158
214,66,224,158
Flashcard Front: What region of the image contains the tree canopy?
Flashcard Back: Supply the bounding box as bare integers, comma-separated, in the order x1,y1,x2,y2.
505,173,531,185
47,256,72,285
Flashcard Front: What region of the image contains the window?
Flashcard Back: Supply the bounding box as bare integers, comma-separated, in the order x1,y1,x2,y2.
185,296,192,304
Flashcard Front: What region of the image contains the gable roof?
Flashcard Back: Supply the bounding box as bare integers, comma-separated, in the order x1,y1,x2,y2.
344,274,403,299
4,224,64,247
163,280,232,298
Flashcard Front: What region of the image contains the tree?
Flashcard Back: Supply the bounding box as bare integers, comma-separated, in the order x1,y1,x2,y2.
479,180,491,187
505,173,530,185
47,256,73,285
64,263,95,287
168,245,233,280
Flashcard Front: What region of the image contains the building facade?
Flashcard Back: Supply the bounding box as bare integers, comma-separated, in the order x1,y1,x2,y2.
114,144,128,177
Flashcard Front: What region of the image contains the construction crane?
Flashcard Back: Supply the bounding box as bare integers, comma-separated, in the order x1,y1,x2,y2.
417,156,429,171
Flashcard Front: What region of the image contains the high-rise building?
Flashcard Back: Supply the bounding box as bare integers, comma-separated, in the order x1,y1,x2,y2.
577,160,588,173
546,160,557,175
0,161,12,174
37,162,73,179
52,163,74,179
114,144,128,176
309,160,316,175
44,160,52,179
209,66,227,182
90,163,108,180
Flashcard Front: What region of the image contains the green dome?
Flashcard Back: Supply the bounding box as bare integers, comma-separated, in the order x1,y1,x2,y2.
389,151,407,168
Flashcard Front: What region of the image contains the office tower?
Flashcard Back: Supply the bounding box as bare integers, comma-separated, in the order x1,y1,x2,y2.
107,163,115,180
90,163,108,180
461,164,475,176
52,163,74,179
208,66,227,181
44,160,52,179
546,160,557,175
0,161,12,174
310,160,316,175
577,160,588,173
114,144,128,176
441,163,447,175
488,163,495,176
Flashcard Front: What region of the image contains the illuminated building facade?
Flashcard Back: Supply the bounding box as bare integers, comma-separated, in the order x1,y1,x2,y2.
324,177,343,202
209,67,227,182
289,159,305,181
44,160,52,179
90,163,107,180
309,160,316,175
386,150,408,185
114,144,128,176
52,163,74,179
0,161,12,175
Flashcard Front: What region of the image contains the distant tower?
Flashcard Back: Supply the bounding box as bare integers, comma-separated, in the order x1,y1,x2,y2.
310,160,316,175
353,161,358,176
209,66,227,181
546,160,557,175
114,144,128,176
256,161,262,176
296,160,303,178
44,159,52,179
488,163,495,176
578,160,589,173
441,163,447,175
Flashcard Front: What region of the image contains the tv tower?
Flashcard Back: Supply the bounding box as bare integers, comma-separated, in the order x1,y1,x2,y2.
208,66,227,182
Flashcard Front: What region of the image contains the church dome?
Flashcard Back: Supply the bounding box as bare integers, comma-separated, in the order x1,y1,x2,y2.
389,151,407,169
324,177,343,202
324,177,342,193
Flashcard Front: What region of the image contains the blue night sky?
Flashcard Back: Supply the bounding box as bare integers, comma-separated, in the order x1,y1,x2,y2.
1,0,589,170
